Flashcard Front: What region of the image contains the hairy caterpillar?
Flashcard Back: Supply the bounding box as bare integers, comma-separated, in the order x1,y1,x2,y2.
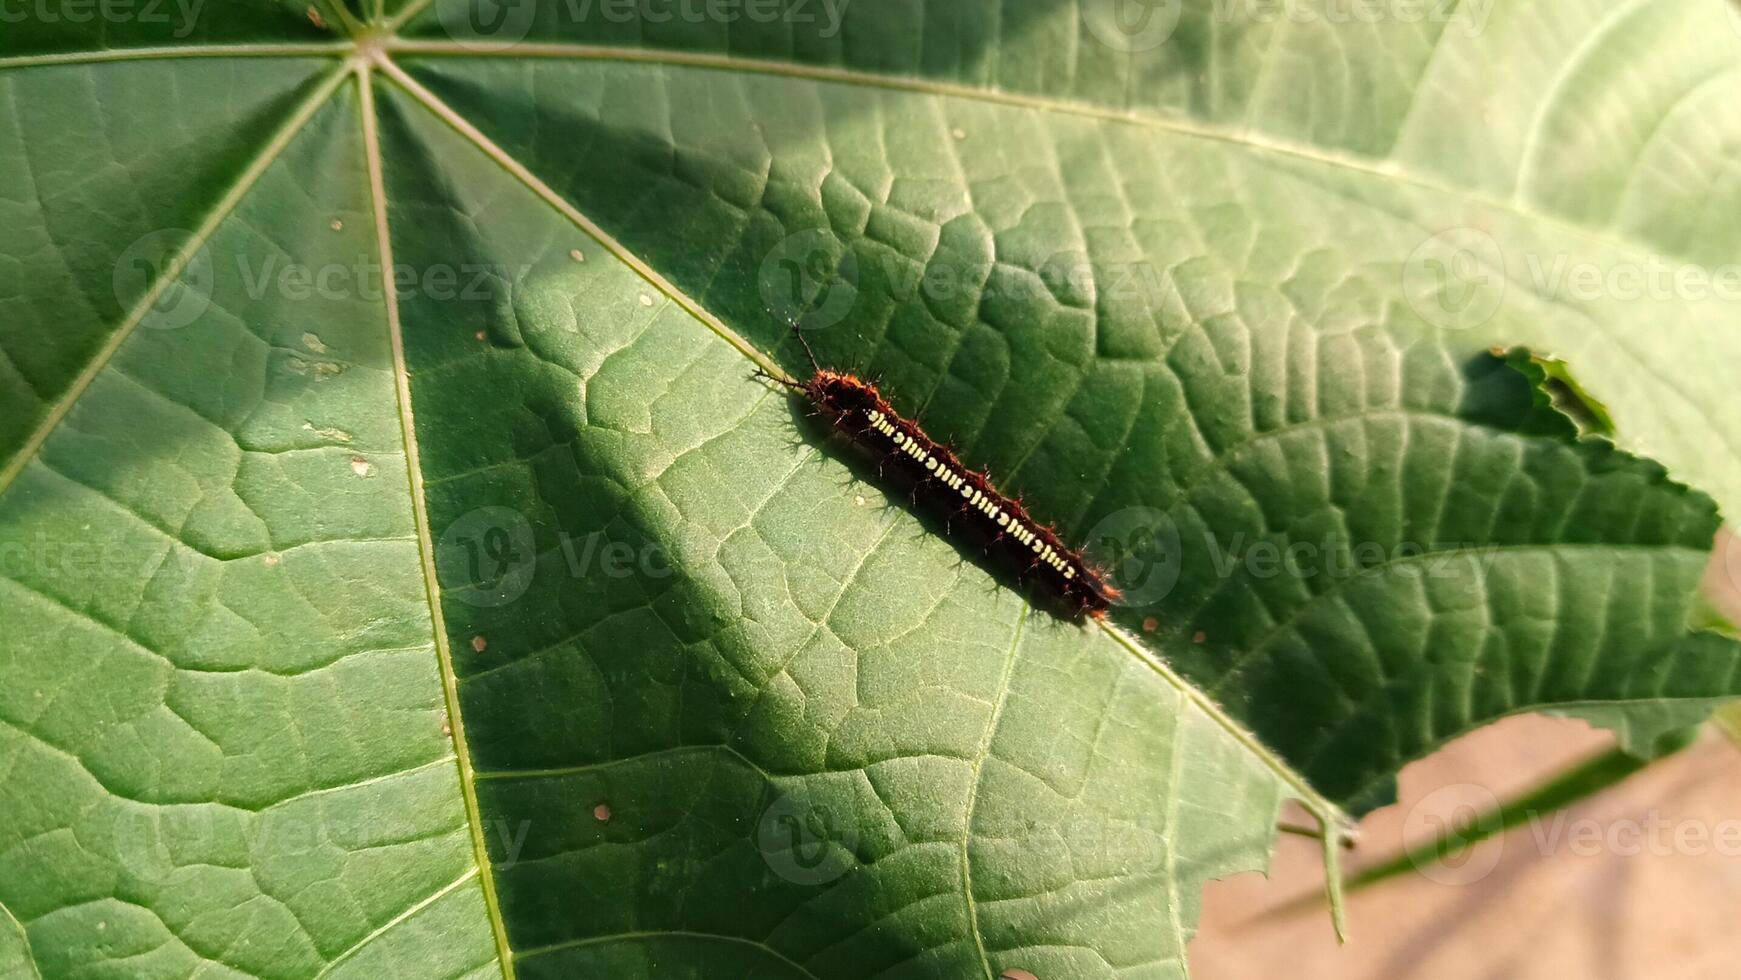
761,327,1119,620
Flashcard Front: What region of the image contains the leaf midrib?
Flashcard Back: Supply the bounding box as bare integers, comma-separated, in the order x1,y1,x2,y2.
356,55,519,980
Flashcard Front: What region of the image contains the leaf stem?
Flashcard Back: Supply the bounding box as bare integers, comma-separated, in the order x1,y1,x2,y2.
1321,818,1349,943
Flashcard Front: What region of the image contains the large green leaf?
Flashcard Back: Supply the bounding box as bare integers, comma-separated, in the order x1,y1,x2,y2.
3,2,1740,977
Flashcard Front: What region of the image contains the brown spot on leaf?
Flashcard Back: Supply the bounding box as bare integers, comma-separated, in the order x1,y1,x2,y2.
1142,616,1158,633
285,357,342,378
471,635,488,653
593,803,612,822
350,456,373,477
1192,630,1207,644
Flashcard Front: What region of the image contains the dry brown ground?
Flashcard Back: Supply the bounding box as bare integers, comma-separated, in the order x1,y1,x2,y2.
1190,534,1741,979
